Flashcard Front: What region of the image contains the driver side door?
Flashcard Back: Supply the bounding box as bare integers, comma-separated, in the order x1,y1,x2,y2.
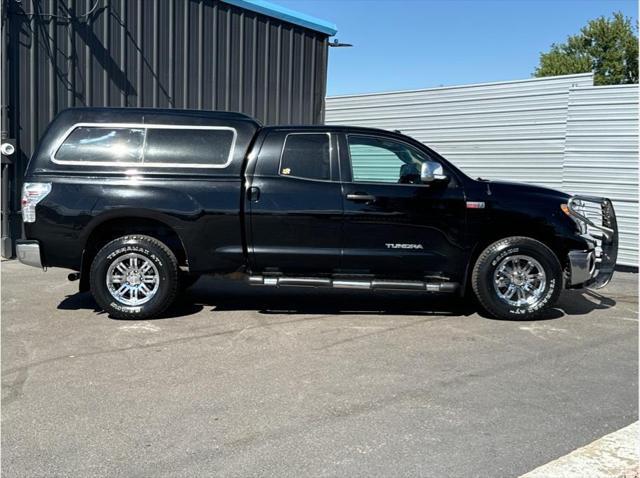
339,133,467,281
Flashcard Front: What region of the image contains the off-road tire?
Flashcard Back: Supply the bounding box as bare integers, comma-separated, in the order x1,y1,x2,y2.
472,236,562,320
89,235,179,319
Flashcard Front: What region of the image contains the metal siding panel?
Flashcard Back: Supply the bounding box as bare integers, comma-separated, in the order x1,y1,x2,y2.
291,28,302,123
158,0,173,107
241,11,254,115
563,85,639,266
266,19,279,124
228,7,242,112
141,0,155,107
278,26,291,123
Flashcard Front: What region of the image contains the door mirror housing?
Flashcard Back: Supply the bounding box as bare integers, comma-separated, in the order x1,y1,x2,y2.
420,161,447,183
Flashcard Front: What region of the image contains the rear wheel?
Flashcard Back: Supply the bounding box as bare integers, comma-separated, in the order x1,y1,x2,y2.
472,237,562,320
89,235,179,319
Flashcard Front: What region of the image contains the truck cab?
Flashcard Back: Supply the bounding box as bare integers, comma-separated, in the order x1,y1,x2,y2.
17,108,618,321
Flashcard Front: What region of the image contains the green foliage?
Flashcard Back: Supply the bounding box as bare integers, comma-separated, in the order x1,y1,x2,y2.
534,12,638,85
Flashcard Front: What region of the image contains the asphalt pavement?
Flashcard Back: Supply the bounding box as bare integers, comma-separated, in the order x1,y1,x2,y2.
2,260,637,477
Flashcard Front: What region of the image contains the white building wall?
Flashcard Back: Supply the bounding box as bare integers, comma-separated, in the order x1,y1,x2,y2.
562,85,639,266
326,73,594,189
325,73,638,266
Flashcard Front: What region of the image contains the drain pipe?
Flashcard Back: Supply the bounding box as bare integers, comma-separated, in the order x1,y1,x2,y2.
0,2,14,258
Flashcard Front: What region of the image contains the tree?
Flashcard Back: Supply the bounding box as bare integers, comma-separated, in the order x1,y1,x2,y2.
534,12,638,85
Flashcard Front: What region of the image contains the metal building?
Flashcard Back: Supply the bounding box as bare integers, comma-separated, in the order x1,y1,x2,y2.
0,0,337,257
325,73,639,266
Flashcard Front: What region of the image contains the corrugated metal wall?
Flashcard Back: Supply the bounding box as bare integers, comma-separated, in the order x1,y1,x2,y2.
562,85,639,266
326,74,594,190
2,0,330,255
325,73,639,266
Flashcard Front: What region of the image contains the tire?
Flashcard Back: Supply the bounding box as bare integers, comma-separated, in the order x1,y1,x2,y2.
471,236,562,320
89,235,179,319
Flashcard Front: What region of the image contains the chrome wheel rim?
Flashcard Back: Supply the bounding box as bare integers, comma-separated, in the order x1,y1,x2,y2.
493,254,546,307
106,253,159,306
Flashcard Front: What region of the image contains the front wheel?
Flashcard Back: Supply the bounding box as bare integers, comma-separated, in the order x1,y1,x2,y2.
89,235,179,319
472,237,562,320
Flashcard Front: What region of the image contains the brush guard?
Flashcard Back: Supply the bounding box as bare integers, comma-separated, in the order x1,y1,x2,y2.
566,195,618,289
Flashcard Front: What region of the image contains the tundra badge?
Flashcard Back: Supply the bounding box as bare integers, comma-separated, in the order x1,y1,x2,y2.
385,243,424,250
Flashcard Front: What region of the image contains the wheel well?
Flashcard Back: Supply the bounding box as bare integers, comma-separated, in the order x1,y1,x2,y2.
79,217,188,291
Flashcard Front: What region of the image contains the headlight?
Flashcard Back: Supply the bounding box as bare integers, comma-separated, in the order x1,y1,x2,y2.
561,201,587,234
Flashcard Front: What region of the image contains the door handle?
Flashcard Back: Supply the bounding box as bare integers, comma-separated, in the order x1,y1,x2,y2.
346,193,376,203
248,186,260,202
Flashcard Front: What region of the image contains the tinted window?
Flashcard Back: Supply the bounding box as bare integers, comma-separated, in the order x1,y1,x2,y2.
55,127,144,164
280,134,331,181
143,128,235,166
348,135,431,184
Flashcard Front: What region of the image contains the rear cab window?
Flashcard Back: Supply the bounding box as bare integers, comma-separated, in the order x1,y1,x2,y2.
52,124,237,168
279,133,331,181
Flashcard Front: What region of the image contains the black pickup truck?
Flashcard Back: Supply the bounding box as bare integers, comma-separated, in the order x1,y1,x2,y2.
17,108,618,320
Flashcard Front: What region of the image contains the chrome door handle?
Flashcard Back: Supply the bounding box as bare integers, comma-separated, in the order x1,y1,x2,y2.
346,193,376,203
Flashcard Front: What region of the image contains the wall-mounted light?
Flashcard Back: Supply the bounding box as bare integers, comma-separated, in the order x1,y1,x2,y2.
329,39,353,48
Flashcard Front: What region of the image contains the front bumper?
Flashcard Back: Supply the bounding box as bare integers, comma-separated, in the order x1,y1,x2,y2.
566,196,618,289
16,240,43,269
568,249,596,286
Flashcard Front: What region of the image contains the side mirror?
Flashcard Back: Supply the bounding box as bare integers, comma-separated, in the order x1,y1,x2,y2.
420,161,447,183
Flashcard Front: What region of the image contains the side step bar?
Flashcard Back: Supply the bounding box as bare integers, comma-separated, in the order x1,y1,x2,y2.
249,275,458,293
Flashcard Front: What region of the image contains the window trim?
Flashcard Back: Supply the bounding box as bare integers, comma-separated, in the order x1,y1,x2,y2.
278,132,333,182
346,133,437,186
51,122,238,169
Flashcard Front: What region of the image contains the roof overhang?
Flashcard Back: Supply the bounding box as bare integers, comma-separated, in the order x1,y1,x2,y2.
222,0,337,36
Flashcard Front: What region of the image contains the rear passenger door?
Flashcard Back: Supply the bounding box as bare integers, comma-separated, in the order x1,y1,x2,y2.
246,130,343,274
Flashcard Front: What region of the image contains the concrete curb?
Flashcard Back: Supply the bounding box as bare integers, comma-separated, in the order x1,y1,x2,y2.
520,422,639,478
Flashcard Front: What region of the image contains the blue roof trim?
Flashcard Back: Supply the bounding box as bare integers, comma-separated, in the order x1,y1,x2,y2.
222,0,337,36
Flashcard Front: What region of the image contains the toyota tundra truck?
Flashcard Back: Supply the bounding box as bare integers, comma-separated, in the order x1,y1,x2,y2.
16,107,618,320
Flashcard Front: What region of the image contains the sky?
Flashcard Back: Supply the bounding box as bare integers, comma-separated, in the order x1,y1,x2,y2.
276,0,638,96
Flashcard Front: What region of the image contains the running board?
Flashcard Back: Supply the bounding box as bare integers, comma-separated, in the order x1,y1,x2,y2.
248,275,458,293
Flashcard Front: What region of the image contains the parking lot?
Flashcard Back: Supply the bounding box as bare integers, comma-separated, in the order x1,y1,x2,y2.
2,260,637,477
